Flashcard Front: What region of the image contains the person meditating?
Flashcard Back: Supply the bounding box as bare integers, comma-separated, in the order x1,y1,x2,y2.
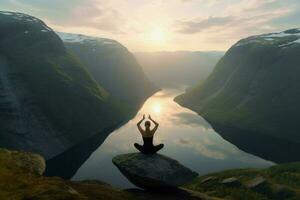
134,114,164,154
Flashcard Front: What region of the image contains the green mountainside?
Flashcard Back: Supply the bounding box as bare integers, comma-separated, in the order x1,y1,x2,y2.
57,32,158,107
0,11,155,159
175,28,300,162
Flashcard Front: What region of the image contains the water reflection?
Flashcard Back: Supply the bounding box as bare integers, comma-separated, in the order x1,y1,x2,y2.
72,89,274,188
45,122,124,179
171,112,211,129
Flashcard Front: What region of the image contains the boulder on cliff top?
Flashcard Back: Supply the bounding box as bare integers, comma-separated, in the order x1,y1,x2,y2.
246,176,268,191
220,177,241,188
112,153,198,189
0,148,45,175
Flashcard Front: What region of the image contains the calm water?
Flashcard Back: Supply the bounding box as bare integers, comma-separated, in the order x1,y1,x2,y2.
72,89,273,188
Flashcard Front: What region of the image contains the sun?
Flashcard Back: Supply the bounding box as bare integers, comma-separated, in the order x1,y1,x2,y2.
149,28,166,44
152,103,161,114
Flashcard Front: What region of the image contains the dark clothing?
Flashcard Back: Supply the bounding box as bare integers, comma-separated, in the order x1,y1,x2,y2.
134,137,164,154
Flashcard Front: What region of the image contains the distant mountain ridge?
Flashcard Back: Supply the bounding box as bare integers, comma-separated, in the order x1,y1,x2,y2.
57,32,157,107
0,11,156,159
135,51,224,88
175,28,300,162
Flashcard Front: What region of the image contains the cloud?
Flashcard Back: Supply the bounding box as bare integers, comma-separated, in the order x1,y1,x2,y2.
2,0,300,51
48,0,126,34
176,16,234,34
1,0,127,34
177,138,191,144
180,0,220,4
175,0,293,35
268,0,300,28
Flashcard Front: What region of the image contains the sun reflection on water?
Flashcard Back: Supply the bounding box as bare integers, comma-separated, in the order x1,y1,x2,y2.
72,89,274,189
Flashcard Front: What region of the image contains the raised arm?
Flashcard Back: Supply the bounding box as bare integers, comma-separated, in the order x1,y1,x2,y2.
137,114,145,134
149,115,159,133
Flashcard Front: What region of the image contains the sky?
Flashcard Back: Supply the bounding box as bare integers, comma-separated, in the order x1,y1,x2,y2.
1,0,300,52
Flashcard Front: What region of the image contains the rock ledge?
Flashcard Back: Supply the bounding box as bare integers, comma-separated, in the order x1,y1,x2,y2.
112,153,198,189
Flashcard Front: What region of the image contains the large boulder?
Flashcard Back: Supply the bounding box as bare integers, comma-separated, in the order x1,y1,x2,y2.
0,148,45,175
112,153,198,189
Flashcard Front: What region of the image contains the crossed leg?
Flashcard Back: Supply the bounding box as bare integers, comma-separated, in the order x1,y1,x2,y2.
134,143,164,154
134,143,145,153
152,144,164,153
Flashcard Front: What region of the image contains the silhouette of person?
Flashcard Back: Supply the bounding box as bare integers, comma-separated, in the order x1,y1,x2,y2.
134,114,164,154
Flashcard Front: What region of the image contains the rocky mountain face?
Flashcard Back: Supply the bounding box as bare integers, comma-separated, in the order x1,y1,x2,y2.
175,28,300,162
135,51,224,88
57,32,158,107
0,11,156,159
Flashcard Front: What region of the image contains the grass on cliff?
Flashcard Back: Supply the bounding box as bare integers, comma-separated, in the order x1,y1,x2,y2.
185,162,300,200
0,149,138,200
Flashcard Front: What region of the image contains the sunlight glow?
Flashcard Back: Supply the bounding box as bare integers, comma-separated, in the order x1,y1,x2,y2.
152,103,161,114
149,28,166,44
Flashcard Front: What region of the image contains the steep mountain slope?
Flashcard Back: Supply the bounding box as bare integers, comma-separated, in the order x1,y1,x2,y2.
56,32,158,107
175,28,300,162
0,11,154,159
135,51,224,88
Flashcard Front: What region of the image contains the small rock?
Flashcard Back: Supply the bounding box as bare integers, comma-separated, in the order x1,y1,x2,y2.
0,148,45,175
224,195,234,200
272,184,296,199
221,177,241,187
67,186,79,195
112,153,198,189
205,190,218,196
246,176,269,192
201,176,217,184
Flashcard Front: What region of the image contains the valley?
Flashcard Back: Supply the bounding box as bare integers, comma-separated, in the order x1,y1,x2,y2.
0,5,299,200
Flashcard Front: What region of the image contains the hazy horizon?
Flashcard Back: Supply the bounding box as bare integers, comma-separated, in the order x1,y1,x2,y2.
1,0,300,52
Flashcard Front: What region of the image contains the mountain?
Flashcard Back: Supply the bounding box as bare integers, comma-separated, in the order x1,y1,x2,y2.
135,51,224,88
57,32,157,107
175,28,300,162
0,11,156,159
